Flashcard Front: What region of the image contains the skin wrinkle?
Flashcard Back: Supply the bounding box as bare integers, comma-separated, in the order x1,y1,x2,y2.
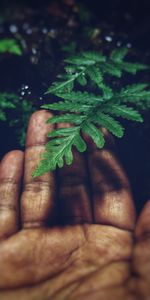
50,260,133,300
44,233,132,299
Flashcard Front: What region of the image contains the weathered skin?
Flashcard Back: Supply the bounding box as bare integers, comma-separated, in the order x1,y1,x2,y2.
0,110,149,300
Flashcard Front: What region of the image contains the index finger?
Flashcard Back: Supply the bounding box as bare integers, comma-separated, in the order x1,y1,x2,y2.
21,110,57,228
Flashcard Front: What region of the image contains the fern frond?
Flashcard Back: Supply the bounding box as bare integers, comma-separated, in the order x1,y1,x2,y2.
105,104,143,122
33,48,150,177
93,112,125,137
110,47,128,62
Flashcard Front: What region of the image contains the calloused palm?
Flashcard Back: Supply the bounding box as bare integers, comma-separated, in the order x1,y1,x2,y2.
0,110,147,300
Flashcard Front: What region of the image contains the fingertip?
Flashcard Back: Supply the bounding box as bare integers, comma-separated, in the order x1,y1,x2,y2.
0,150,24,182
26,110,54,147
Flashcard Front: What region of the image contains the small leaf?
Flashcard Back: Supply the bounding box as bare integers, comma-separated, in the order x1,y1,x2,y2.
120,62,148,74
102,62,122,77
73,133,87,152
42,102,92,113
110,47,128,62
106,104,143,122
0,39,22,55
46,79,74,94
82,122,105,148
56,91,104,104
121,83,149,94
65,147,73,165
100,83,113,99
46,114,84,125
94,112,124,138
65,55,95,66
82,51,106,62
86,65,103,87
0,110,6,121
47,127,78,138
77,74,87,86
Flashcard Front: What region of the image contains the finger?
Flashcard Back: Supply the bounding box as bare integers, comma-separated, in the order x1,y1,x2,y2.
85,129,136,230
21,110,57,228
57,123,93,225
0,150,24,239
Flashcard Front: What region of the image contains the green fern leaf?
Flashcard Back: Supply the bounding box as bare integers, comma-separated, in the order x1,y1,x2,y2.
82,122,105,148
55,91,104,104
64,146,73,165
77,73,87,86
102,62,122,77
73,133,87,152
110,47,128,62
121,83,149,94
65,54,95,66
119,62,148,74
0,93,16,121
105,104,143,122
99,83,113,99
86,65,103,87
46,114,85,125
65,65,76,74
0,110,6,121
0,38,22,55
118,88,150,104
46,79,74,94
93,112,124,137
42,102,92,113
82,51,106,62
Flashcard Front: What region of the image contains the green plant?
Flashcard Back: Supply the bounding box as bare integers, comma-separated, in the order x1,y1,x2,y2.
0,92,16,120
0,38,22,56
0,93,36,146
30,48,149,177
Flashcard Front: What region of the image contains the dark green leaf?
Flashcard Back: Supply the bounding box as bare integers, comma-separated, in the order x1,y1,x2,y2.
94,112,124,137
82,122,105,148
110,47,128,62
105,104,143,122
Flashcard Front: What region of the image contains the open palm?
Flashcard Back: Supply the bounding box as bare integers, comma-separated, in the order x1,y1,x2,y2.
0,111,149,300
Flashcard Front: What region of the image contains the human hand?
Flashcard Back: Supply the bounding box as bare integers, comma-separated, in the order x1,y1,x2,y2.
0,110,148,300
